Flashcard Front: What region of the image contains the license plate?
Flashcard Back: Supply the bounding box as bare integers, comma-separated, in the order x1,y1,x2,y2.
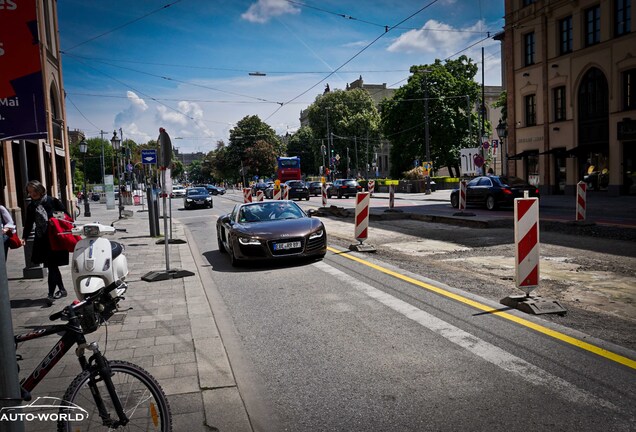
195,200,204,204
294,188,303,192
273,241,301,250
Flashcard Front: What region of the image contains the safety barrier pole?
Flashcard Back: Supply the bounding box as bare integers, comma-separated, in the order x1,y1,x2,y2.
576,181,586,222
514,197,540,295
321,182,327,207
282,185,289,200
459,180,467,211
368,179,375,196
256,190,264,202
273,187,281,200
349,192,376,252
243,188,252,203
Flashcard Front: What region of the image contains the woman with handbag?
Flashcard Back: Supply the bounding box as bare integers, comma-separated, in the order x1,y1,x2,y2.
21,180,69,305
1,204,17,261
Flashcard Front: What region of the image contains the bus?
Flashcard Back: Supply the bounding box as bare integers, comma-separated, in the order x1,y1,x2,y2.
277,156,301,182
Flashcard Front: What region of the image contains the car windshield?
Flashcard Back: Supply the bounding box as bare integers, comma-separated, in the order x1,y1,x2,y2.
188,188,207,195
287,181,304,187
343,180,358,186
238,202,304,223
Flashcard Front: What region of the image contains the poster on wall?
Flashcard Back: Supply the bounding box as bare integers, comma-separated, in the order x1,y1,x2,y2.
0,0,47,141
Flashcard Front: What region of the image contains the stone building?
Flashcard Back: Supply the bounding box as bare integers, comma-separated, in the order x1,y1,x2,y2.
501,0,635,195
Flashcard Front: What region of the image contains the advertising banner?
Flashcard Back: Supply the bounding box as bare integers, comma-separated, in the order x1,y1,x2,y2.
0,0,47,141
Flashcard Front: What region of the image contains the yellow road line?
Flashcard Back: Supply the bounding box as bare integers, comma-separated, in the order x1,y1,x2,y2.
327,246,636,370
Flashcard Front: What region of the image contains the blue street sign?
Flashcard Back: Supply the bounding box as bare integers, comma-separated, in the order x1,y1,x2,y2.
141,149,157,165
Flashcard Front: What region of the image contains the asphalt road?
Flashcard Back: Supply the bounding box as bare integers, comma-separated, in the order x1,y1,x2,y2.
172,196,635,432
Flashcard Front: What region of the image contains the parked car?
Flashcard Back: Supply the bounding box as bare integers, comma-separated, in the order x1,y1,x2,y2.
205,184,226,195
450,175,540,210
285,180,310,200
183,187,213,209
307,181,323,196
327,179,362,199
171,185,186,198
216,200,327,266
252,182,272,197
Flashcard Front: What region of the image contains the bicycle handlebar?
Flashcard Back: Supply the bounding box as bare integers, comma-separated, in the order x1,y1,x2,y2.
49,281,123,322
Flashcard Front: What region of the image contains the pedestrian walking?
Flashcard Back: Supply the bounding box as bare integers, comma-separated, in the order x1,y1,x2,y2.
21,180,69,305
1,204,16,261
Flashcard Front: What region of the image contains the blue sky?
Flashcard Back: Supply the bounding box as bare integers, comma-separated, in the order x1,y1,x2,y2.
59,0,504,153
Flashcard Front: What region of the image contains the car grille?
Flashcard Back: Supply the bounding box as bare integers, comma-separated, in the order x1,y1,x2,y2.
239,244,267,257
267,237,305,256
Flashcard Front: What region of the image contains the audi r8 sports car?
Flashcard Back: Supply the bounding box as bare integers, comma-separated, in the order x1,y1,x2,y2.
216,201,327,266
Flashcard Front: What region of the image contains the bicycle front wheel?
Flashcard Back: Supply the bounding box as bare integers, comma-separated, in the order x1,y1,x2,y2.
58,360,172,431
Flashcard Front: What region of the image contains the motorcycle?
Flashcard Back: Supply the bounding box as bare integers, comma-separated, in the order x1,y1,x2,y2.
70,222,128,300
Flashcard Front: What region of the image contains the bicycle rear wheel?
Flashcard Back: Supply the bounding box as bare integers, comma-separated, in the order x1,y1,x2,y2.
58,360,172,431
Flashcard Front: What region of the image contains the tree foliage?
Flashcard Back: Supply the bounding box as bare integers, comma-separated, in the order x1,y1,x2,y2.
305,89,381,177
380,56,482,178
286,126,319,176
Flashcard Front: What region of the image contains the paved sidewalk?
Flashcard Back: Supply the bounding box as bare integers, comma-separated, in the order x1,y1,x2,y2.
6,202,252,432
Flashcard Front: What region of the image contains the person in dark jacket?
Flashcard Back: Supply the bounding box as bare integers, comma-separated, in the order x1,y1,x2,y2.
21,180,69,305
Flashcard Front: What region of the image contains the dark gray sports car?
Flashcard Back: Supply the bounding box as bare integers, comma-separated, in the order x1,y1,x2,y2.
216,201,327,266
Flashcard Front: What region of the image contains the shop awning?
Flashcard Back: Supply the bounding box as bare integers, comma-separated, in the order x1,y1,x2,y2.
538,147,567,156
508,150,538,160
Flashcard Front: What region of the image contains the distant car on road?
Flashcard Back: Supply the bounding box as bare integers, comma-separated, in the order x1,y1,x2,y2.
252,182,272,197
216,200,327,266
205,185,226,195
450,175,540,210
184,187,213,209
285,180,310,200
307,181,323,196
327,179,362,199
171,185,186,198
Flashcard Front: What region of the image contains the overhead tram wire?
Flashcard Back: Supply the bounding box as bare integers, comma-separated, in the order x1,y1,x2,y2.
66,95,103,132
62,52,283,106
66,92,274,104
65,55,232,128
64,0,185,52
264,0,441,122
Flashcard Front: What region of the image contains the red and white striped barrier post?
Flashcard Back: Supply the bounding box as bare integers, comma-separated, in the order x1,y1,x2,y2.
514,197,540,295
354,192,370,242
459,180,467,211
282,184,289,200
368,180,375,196
256,190,264,202
321,182,327,207
243,188,252,203
576,181,586,222
273,187,281,200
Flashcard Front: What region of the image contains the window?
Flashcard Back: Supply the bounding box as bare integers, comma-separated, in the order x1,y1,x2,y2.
559,16,573,54
615,0,631,36
585,5,601,46
624,69,636,110
525,95,537,126
522,0,536,6
524,32,535,66
553,86,566,121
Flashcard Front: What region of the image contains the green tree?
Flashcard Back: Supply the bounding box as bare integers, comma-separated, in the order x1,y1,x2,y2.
244,140,277,180
70,137,115,188
380,56,482,178
227,115,282,180
187,160,205,184
306,89,381,177
286,126,319,176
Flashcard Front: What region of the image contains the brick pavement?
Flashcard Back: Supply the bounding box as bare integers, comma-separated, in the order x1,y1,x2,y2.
6,201,252,432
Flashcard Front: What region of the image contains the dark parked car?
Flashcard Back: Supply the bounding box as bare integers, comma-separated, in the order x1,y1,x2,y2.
216,201,327,266
285,180,310,200
184,187,213,209
450,175,540,210
307,181,323,196
205,184,226,195
252,182,272,197
327,179,362,199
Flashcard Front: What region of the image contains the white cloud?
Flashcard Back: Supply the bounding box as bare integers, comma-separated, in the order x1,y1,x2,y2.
114,91,148,126
123,122,152,144
387,20,484,55
241,0,300,23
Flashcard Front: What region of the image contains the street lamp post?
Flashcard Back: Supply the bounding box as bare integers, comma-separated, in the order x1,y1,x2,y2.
110,131,124,219
496,120,508,177
79,139,91,217
420,69,432,194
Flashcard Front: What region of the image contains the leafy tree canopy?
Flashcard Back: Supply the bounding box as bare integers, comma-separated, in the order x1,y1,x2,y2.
226,115,282,181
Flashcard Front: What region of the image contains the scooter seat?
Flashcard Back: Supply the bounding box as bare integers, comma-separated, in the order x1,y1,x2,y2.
111,241,123,260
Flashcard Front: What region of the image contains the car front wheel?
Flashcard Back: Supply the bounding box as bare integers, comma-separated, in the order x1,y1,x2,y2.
450,194,459,208
217,233,226,253
486,195,497,210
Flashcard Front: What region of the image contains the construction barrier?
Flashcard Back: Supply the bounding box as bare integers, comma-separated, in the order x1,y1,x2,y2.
282,185,289,200
576,181,586,221
459,180,467,211
389,185,395,209
273,187,281,200
368,180,375,196
243,188,252,203
321,183,327,207
354,192,370,242
514,197,540,295
256,190,264,202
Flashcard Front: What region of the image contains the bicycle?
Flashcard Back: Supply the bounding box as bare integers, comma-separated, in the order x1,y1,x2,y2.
13,281,172,431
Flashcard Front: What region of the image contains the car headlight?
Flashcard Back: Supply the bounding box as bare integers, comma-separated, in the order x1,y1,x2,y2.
186,198,193,202
309,229,324,240
206,196,212,201
238,237,260,246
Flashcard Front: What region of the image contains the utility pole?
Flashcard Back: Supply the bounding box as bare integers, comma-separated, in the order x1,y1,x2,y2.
99,130,106,187
424,71,431,195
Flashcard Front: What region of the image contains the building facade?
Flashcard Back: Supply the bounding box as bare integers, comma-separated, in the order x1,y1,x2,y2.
1,0,73,232
503,0,635,195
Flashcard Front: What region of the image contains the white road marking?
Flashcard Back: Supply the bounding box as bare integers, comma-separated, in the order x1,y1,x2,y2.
314,260,618,411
